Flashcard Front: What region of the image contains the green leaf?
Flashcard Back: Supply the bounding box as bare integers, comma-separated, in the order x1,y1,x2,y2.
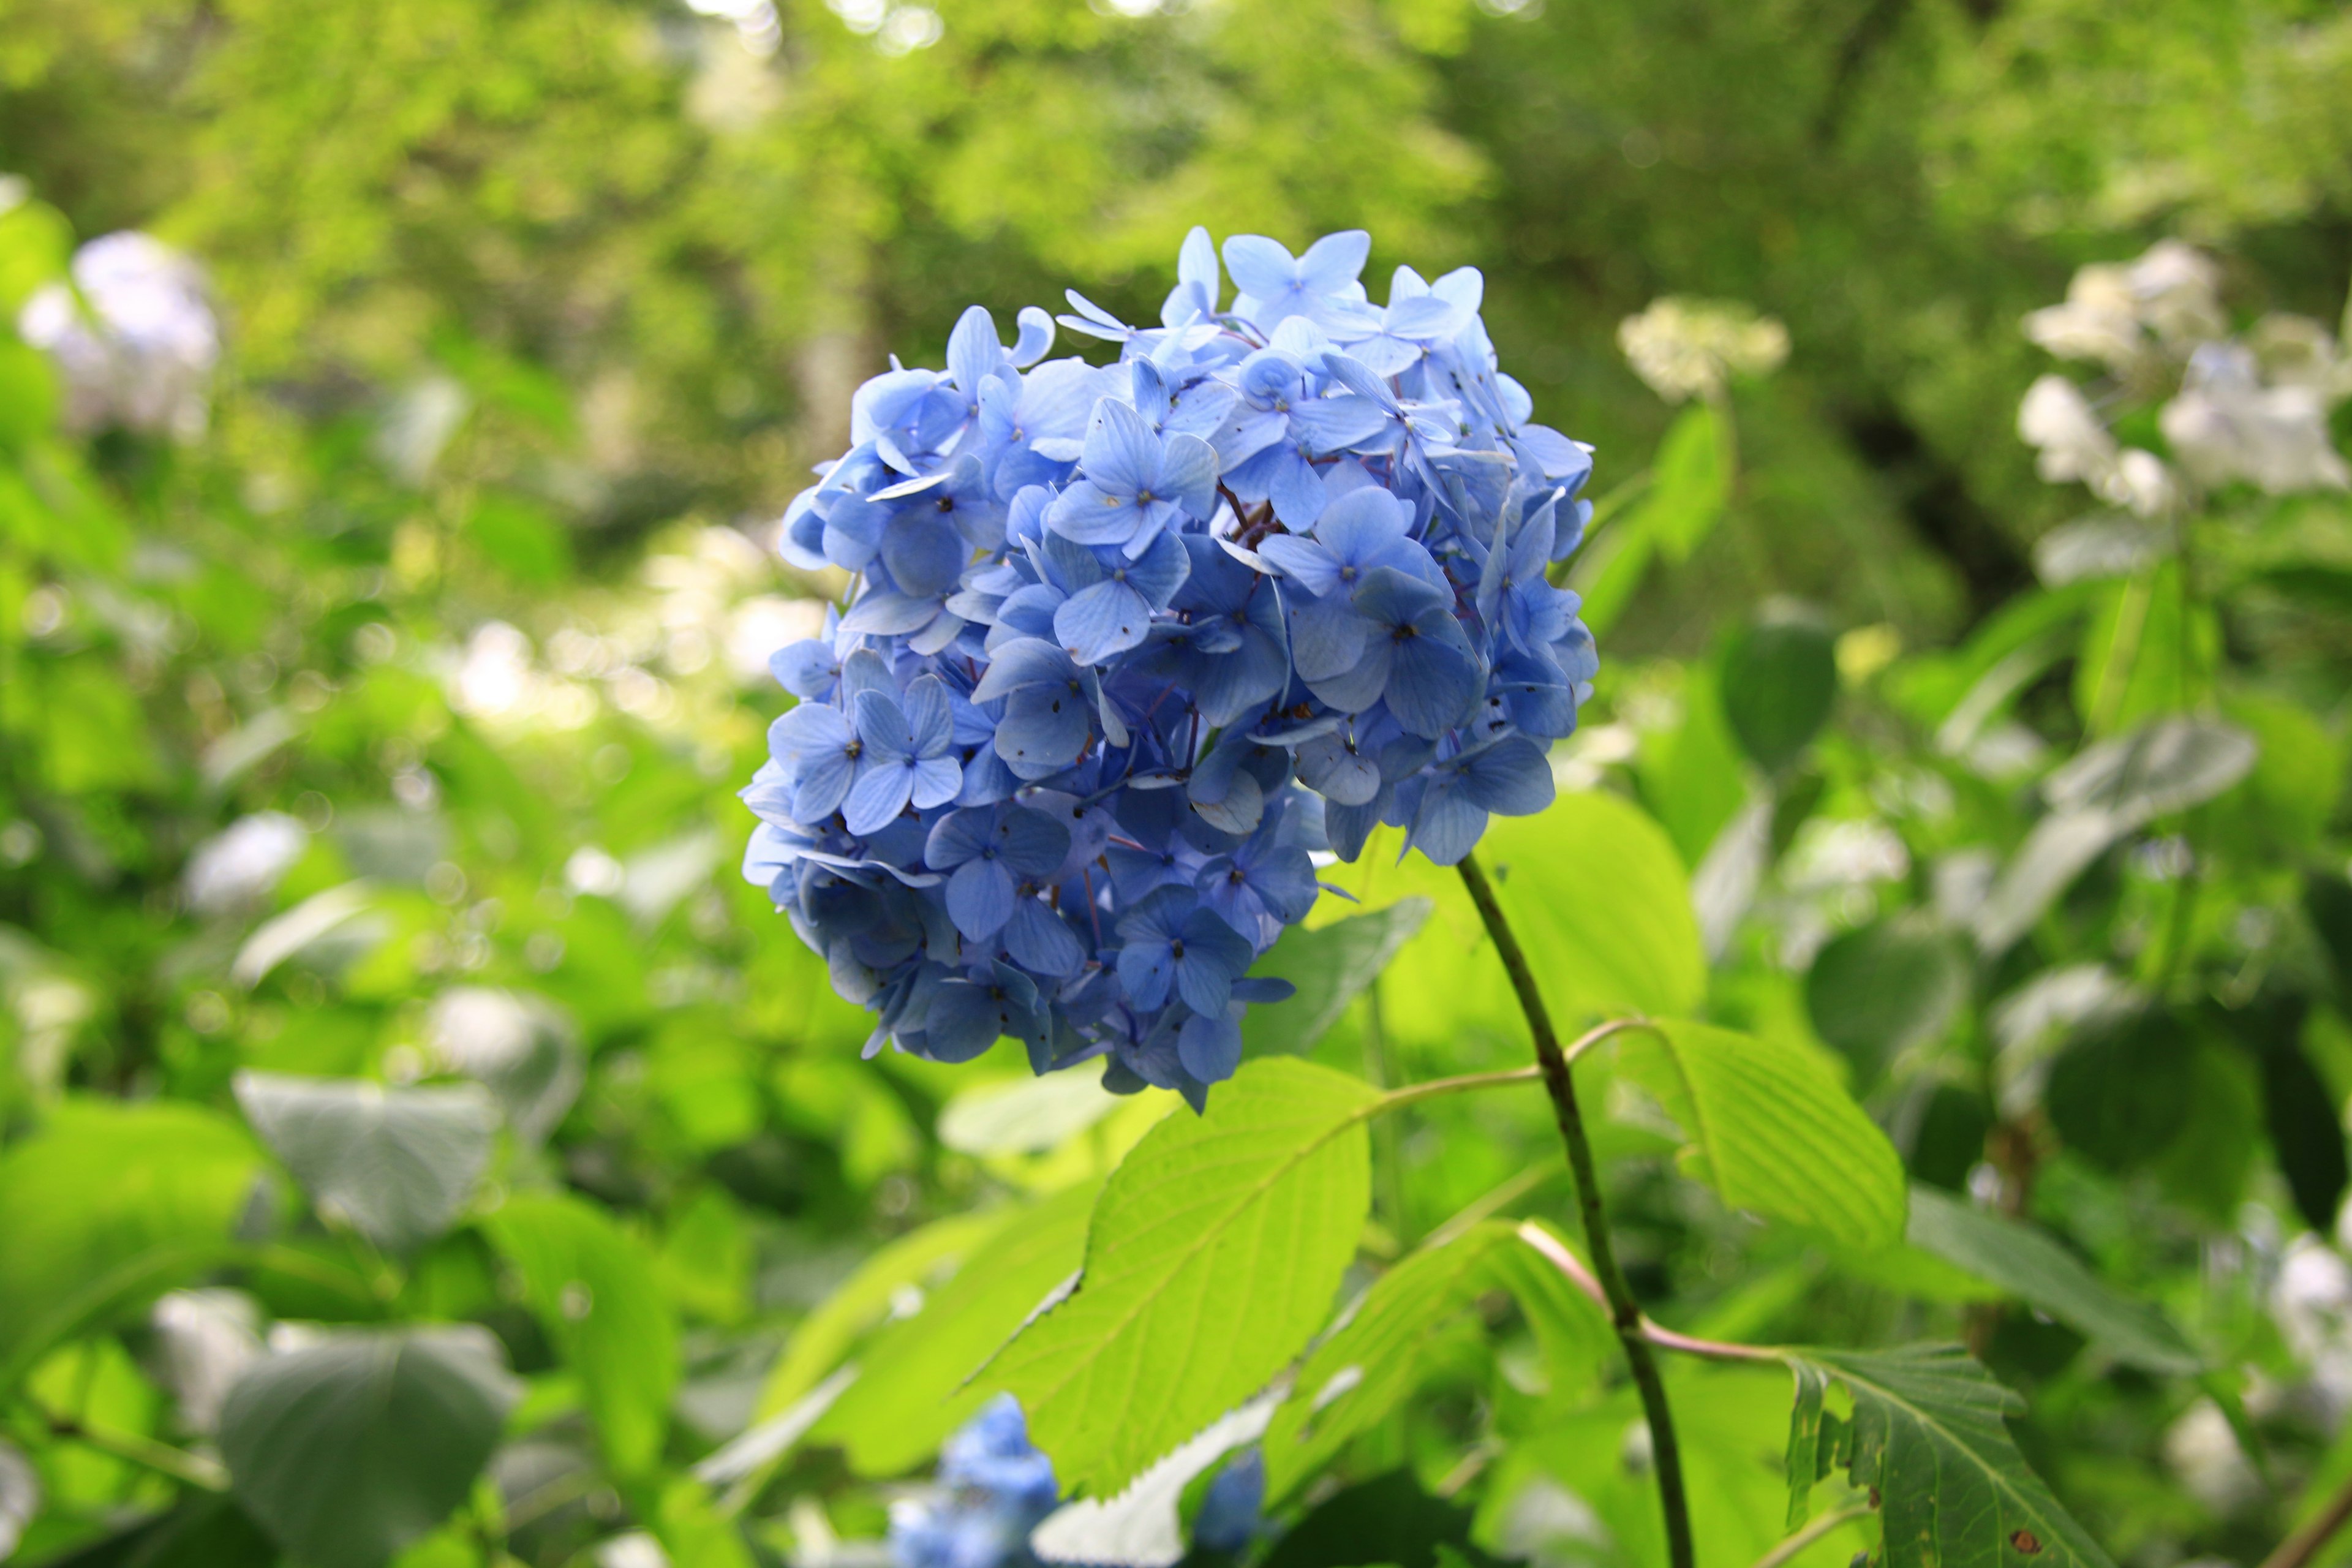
219,1327,518,1568
1262,1221,1518,1501
1259,1470,1498,1568
1240,899,1433,1058
0,1100,263,1390
1975,718,2256,953
1719,613,1839,775
484,1191,680,1474
2043,1009,2195,1172
752,1210,1002,1420
2254,1028,2349,1235
1638,402,1729,565
990,1058,1381,1496
1790,1344,2114,1568
1905,1188,2199,1375
1784,1361,1829,1527
813,1182,1099,1476
1348,792,1706,1057
233,1072,496,1254
1804,918,1971,1083
1612,1020,1907,1248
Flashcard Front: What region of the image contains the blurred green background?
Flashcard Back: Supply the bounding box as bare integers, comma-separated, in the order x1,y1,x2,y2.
6,1,2352,1565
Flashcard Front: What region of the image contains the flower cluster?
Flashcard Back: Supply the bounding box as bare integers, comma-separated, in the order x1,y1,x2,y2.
745,227,1597,1105
889,1396,1061,1568
17,231,219,441
2018,239,2350,508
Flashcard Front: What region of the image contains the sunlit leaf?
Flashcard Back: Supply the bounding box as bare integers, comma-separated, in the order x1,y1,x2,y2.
1611,1019,1906,1248
989,1058,1379,1497
486,1191,680,1475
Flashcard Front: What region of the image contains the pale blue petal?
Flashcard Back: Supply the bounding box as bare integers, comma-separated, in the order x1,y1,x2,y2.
1177,1011,1243,1084
946,857,1014,938
1006,897,1086,978
1055,579,1155,665
843,759,916,835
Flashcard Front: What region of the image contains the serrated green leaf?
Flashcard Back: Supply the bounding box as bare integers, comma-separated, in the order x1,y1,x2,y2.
234,1072,496,1254
219,1327,518,1568
485,1191,680,1474
1241,899,1433,1058
1611,1019,1907,1248
753,1210,1001,1421
990,1058,1381,1496
813,1181,1099,1476
1904,1188,2199,1374
1264,1221,1521,1502
0,1100,263,1391
1786,1361,1828,1528
1792,1344,2114,1568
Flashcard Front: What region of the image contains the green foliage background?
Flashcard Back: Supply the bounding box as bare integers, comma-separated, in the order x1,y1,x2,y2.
4,1,2352,1565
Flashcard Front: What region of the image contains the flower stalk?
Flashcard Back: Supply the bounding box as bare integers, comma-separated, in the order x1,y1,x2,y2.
1458,851,1695,1568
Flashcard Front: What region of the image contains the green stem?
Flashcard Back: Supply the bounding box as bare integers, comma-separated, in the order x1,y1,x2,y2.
37,1404,228,1491
1749,1502,1874,1568
1458,852,1695,1568
2088,569,2154,736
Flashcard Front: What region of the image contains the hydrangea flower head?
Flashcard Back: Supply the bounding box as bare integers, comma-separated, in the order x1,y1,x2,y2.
746,227,1597,1107
889,1395,1060,1568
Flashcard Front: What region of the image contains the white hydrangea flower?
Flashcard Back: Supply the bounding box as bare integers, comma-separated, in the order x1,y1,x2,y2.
17,232,219,440
184,812,308,916
1617,296,1788,404
2160,341,2350,494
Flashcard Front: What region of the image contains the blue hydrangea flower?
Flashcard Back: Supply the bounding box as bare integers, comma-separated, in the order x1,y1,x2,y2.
889,1395,1061,1568
747,226,1597,1109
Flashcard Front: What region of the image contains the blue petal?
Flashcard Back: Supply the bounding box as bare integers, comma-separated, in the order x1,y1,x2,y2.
793,750,856,821
1006,897,1086,978
971,637,1078,702
946,857,1014,939
1458,736,1555,816
903,675,954,757
1117,939,1177,1011
1267,450,1327,528
923,981,1005,1064
1221,235,1298,303
925,806,995,868
1384,638,1482,739
1079,397,1156,498
1287,594,1373,683
911,755,963,810
1296,230,1371,294
1406,778,1488,866
1177,1011,1243,1084
995,688,1091,777
843,758,915,835
853,688,915,761
947,304,1001,393
998,805,1072,877
1055,579,1155,665
1158,432,1221,519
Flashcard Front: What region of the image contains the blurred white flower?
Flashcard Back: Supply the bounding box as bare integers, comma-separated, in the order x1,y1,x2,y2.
17,232,219,440
2162,1400,2260,1515
185,812,309,916
426,986,582,1142
2018,375,2118,485
2025,241,2225,377
1617,296,1788,404
2161,341,2350,494
151,1289,264,1436
375,375,472,487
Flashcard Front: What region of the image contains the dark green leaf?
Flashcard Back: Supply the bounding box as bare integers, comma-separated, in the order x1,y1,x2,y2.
1792,1344,2114,1568
1259,1471,1499,1568
219,1327,518,1568
2307,869,2352,1001
1805,918,1971,1082
990,1058,1379,1497
1719,613,1839,775
1785,1362,1828,1528
1905,1188,2200,1374
1241,899,1433,1058
2043,1009,2195,1172
234,1072,496,1254
485,1191,680,1475
2255,1027,2348,1234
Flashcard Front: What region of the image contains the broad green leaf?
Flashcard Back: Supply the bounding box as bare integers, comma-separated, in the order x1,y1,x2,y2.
1784,1361,1832,1526
1263,1221,1520,1501
2256,1031,2350,1234
814,1182,1100,1476
2043,1009,2195,1171
1975,718,2256,954
1905,1189,2199,1375
1635,662,1749,870
234,1072,496,1254
1638,401,1728,565
0,1100,262,1390
1791,1344,2113,1568
753,1210,1001,1420
219,1327,518,1568
1261,1470,1497,1568
1338,794,1705,1059
1240,899,1433,1058
990,1058,1381,1496
1611,1020,1906,1248
485,1191,680,1474
1719,614,1838,776
1804,917,1971,1082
